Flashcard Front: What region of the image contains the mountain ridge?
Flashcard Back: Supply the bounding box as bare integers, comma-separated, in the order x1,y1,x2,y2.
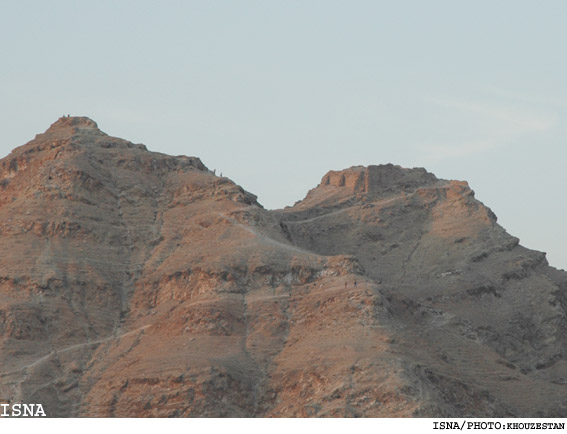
0,117,566,417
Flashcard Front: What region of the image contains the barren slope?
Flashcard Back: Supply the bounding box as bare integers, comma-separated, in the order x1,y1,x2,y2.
1,118,566,417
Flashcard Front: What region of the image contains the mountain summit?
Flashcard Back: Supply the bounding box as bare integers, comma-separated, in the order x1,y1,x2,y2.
1,118,566,417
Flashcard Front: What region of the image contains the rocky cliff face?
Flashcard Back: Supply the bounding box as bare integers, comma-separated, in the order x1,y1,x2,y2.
1,117,566,417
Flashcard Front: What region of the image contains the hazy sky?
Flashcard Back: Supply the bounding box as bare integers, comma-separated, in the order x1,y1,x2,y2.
1,1,566,269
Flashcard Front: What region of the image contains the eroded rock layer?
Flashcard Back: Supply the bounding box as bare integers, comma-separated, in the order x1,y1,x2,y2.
1,117,566,417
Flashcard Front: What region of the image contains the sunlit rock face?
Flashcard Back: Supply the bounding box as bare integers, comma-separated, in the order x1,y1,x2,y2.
1,117,566,417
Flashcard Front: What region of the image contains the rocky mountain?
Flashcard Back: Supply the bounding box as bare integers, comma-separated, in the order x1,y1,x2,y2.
0,117,566,417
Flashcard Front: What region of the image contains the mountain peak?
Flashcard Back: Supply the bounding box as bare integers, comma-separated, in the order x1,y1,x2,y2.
289,164,440,210
41,116,103,137
320,164,438,194
9,116,153,158
51,115,99,129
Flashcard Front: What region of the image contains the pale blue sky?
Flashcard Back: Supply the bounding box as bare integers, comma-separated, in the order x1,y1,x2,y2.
1,1,566,269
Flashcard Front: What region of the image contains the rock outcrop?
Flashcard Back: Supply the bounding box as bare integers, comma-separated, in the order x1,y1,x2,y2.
1,117,566,417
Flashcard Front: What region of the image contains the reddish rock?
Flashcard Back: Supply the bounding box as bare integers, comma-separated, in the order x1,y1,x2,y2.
0,117,566,417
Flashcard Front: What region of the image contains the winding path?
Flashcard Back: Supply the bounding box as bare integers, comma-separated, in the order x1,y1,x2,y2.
0,324,151,377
